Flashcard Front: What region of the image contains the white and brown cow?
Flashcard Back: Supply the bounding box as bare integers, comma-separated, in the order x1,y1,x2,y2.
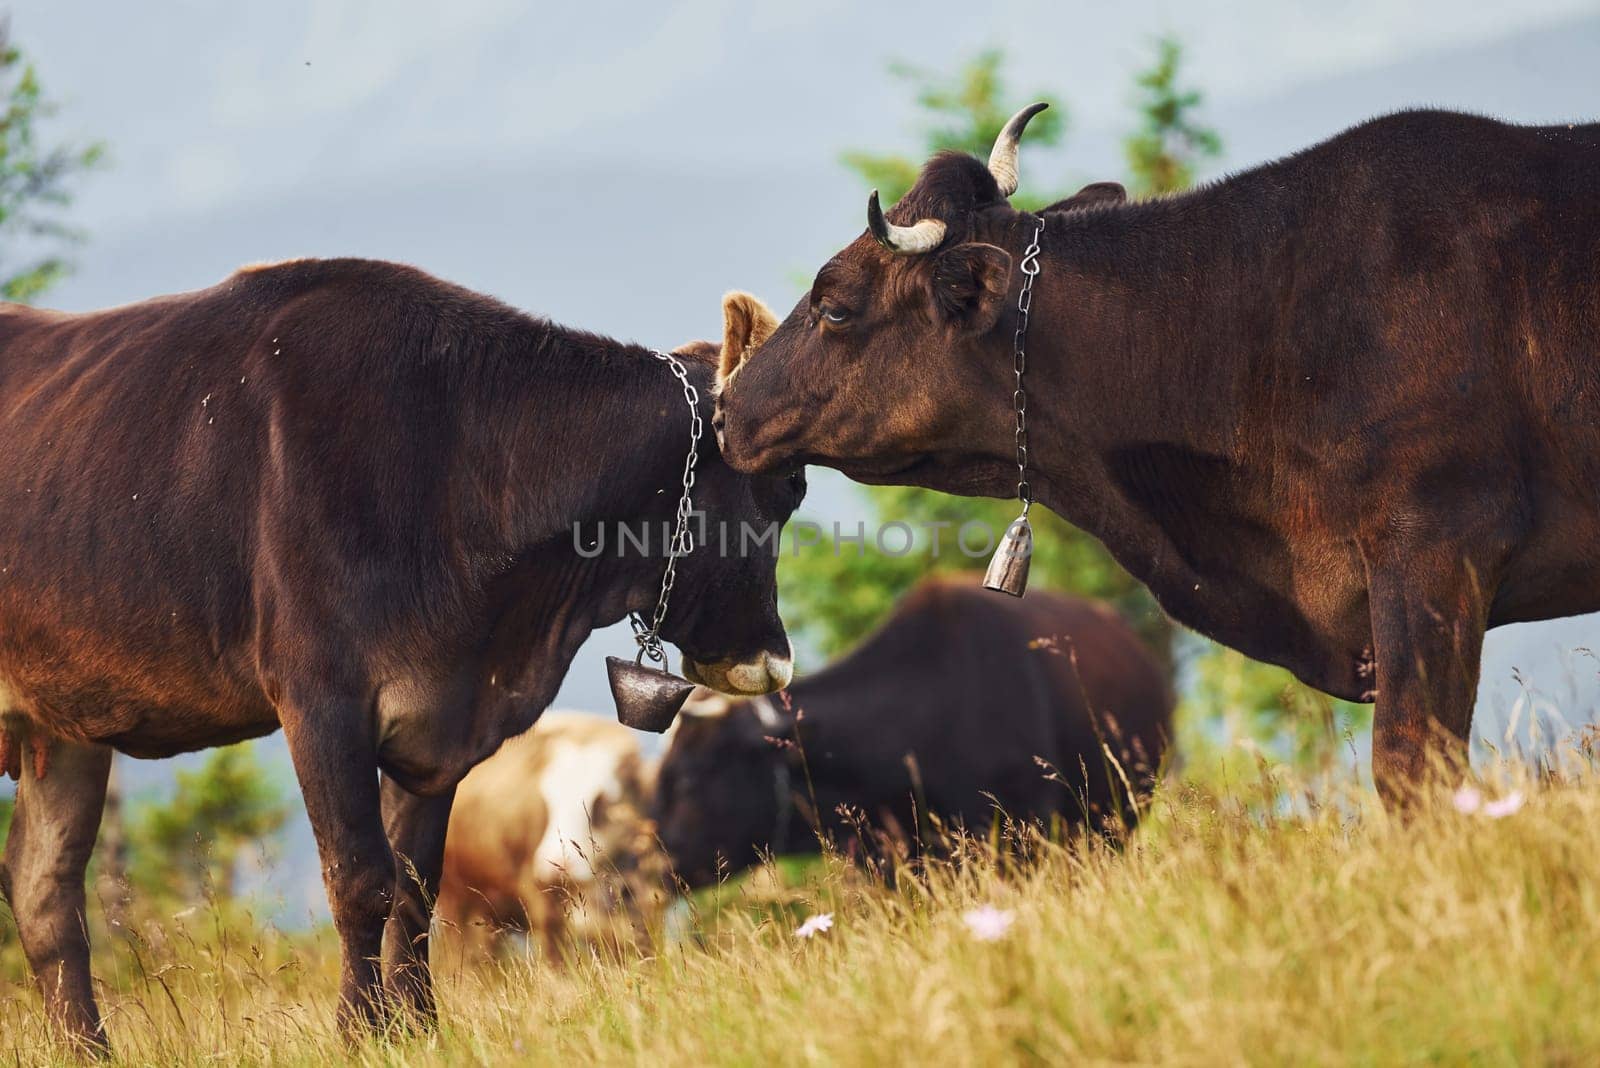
437,712,665,960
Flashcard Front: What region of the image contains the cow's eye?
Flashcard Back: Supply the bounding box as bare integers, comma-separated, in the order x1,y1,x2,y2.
821,306,849,325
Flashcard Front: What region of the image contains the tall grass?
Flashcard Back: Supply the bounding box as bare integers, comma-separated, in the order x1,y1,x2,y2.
4,762,1599,1065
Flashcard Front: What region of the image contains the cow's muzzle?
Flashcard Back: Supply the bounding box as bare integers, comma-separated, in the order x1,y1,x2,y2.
681,649,794,696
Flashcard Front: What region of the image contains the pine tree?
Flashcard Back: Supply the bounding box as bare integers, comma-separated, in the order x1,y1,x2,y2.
0,17,104,303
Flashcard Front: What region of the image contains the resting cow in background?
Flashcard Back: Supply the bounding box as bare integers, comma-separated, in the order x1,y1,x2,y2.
438,712,664,958
654,578,1172,888
715,107,1600,803
0,258,803,1052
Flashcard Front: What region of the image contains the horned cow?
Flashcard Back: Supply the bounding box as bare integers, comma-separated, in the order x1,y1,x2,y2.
717,107,1600,804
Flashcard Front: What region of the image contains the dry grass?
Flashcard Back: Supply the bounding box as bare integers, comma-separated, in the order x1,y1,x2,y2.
5,761,1600,1066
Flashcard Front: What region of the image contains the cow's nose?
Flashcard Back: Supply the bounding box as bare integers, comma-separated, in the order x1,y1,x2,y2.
682,649,793,696
725,650,793,694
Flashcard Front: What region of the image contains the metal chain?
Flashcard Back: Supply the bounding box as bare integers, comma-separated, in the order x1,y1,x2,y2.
629,349,703,665
1011,216,1045,515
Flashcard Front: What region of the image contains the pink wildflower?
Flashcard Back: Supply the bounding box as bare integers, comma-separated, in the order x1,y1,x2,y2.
794,912,834,939
962,905,1017,942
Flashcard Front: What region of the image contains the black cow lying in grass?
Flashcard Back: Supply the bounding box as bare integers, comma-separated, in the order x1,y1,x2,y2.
653,578,1172,887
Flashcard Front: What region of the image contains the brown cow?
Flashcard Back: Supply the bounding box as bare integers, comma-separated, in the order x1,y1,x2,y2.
0,258,803,1051
438,711,664,959
654,578,1172,888
715,107,1600,803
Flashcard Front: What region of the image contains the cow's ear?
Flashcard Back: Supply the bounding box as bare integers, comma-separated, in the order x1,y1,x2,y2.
931,243,1011,333
719,291,780,386
1043,181,1126,214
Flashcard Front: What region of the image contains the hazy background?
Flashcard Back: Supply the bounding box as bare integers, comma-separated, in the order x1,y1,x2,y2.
6,0,1597,919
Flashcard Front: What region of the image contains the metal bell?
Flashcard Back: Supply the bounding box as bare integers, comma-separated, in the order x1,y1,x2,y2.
982,515,1033,597
606,655,696,733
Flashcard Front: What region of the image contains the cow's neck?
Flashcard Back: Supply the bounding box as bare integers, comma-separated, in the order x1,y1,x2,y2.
444,332,701,733
1028,198,1268,477
1000,193,1288,620
475,548,622,733
460,333,698,558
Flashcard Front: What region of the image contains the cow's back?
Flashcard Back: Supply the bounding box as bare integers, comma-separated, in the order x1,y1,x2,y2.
924,582,1171,821
0,261,519,753
795,579,1172,829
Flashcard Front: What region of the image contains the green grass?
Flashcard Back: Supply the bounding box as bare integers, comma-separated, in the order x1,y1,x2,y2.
4,763,1599,1065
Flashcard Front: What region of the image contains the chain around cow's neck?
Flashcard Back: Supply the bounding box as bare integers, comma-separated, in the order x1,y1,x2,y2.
1010,216,1046,516
628,350,703,666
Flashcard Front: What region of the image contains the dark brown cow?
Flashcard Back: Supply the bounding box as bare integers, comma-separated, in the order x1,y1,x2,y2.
653,578,1172,888
716,107,1600,803
0,257,803,1051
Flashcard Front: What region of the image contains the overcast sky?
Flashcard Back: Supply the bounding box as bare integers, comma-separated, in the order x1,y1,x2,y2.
14,1,1599,230
5,1,1598,917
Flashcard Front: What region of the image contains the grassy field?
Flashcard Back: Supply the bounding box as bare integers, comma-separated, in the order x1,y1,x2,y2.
4,761,1599,1066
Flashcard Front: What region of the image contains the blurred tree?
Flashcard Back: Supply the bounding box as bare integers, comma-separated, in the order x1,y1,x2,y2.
786,39,1367,770
0,17,104,303
93,760,130,926
126,743,290,903
782,485,1165,663
841,49,1068,209
1124,36,1223,196
1175,635,1368,778
784,47,1164,662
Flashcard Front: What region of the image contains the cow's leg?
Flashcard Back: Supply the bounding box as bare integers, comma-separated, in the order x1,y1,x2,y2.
1363,545,1492,806
379,776,455,1027
0,737,113,1055
279,704,395,1037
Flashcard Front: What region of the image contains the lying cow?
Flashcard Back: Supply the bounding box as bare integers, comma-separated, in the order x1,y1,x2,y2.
437,711,664,959
654,578,1172,887
0,257,803,1050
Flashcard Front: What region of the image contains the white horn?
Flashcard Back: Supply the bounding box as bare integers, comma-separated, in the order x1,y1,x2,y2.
987,102,1049,198
866,189,947,255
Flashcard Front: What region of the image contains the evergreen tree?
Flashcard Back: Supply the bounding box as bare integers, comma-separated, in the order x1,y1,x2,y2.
0,17,104,303
126,744,290,904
